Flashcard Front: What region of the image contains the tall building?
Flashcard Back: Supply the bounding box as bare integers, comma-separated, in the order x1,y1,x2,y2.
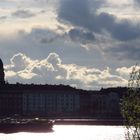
0,58,5,85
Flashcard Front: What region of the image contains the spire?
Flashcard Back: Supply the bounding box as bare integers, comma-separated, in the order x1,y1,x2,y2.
0,58,3,66
0,58,5,84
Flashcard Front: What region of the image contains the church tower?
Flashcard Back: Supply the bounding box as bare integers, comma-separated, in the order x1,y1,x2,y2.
0,58,5,85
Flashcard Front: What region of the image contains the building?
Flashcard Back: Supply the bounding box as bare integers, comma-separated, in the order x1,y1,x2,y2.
79,89,124,118
0,85,23,116
22,87,80,117
0,84,80,117
0,58,126,118
0,58,5,85
0,83,125,118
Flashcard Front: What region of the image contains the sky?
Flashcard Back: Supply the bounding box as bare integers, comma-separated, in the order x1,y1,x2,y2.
0,0,140,90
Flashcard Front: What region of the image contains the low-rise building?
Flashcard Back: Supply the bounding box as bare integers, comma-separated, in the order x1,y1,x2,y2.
22,87,80,117
0,84,126,118
0,88,23,116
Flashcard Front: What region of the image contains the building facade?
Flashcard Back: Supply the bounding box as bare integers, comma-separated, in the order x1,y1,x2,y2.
22,89,80,117
0,84,125,118
0,89,23,116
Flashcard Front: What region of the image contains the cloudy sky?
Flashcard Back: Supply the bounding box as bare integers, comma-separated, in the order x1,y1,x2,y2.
0,0,140,90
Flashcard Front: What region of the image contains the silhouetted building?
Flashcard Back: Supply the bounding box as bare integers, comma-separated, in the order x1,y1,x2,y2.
0,59,126,118
0,84,126,118
22,88,80,117
0,59,5,85
0,88,23,116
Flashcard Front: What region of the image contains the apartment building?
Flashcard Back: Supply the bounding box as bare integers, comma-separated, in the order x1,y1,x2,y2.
22,88,80,117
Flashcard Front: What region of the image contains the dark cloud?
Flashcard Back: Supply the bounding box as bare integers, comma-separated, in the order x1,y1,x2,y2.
0,25,137,69
68,28,95,44
58,0,140,41
135,0,140,5
0,16,7,20
59,0,95,31
12,10,35,18
111,20,140,41
0,27,100,68
26,28,61,44
104,40,140,61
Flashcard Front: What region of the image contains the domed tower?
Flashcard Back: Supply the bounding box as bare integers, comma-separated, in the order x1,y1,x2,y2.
0,58,5,85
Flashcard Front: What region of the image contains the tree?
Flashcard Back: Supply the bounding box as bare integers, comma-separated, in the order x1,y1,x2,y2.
121,65,140,140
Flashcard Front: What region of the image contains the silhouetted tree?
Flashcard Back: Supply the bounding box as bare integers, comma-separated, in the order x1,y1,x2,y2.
121,65,140,140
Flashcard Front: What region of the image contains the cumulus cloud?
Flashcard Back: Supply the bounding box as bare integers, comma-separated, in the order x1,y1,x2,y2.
116,65,140,77
12,10,36,18
4,53,128,89
5,53,34,72
5,53,66,83
116,67,132,77
47,53,62,66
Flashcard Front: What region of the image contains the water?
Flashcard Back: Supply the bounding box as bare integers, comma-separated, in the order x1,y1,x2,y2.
0,125,126,140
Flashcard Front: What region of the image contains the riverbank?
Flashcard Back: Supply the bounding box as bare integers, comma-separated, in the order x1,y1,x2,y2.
0,118,54,134
54,119,124,125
